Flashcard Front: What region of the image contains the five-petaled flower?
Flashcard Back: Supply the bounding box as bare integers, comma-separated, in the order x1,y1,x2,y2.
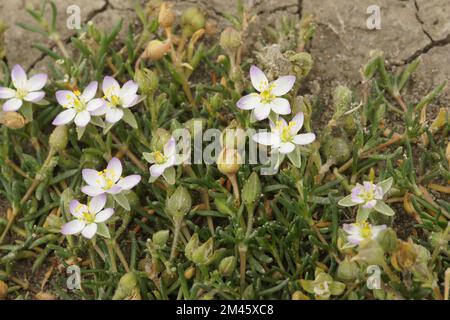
81,157,141,196
343,221,386,246
52,81,105,127
236,65,295,121
145,138,177,178
61,194,114,239
100,76,139,123
0,65,47,111
252,112,316,154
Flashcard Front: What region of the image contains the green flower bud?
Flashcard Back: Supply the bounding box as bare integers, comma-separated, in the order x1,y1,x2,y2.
165,186,192,218
287,51,313,80
242,172,261,207
336,257,360,282
217,148,241,175
152,230,170,247
181,7,205,37
151,128,171,151
332,85,352,120
192,238,214,265
113,272,141,300
219,27,241,51
376,228,398,253
135,68,159,96
242,284,255,299
161,269,178,287
49,125,68,151
185,233,199,261
218,256,236,276
321,137,351,165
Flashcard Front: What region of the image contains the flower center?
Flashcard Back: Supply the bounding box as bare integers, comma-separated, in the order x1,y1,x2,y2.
259,85,275,104
65,91,86,112
358,222,372,239
110,95,121,107
82,211,95,224
154,151,166,164
314,281,330,296
15,88,28,99
276,121,296,142
358,188,375,203
97,169,116,190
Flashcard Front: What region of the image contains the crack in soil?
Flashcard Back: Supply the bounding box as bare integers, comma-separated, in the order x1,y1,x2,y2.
27,0,110,72
298,0,303,20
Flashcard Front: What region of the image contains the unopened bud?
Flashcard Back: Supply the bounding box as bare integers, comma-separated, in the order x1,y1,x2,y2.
184,266,196,280
0,111,26,129
0,280,7,300
352,240,385,266
242,172,261,207
376,228,398,253
185,233,199,261
49,125,68,151
219,256,236,276
217,148,241,175
192,238,214,265
287,52,313,80
113,272,141,300
152,230,170,247
333,86,352,120
135,68,159,96
337,257,359,282
151,128,171,151
181,7,205,37
322,137,351,165
158,2,176,29
143,40,171,61
220,27,241,51
165,186,192,218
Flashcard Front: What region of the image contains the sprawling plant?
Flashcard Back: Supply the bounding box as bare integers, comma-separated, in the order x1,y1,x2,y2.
0,1,448,301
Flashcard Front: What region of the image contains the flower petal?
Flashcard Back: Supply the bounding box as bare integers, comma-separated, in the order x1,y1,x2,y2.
82,81,98,101
55,90,76,107
150,163,166,178
88,194,107,213
61,220,86,235
24,91,45,102
69,200,88,218
82,169,102,187
105,107,124,123
269,98,291,115
372,225,387,239
11,65,27,90
86,98,105,112
2,98,23,111
236,93,261,110
363,199,377,209
52,109,76,125
164,138,176,156
105,185,122,194
249,65,268,92
74,110,91,127
102,76,120,98
0,87,16,99
117,175,141,190
107,157,122,181
81,223,98,239
94,208,114,223
342,223,359,235
81,185,105,197
120,80,138,98
271,75,296,96
121,94,139,108
90,103,107,116
252,104,271,120
26,73,47,91
278,142,295,154
289,112,304,134
347,235,363,245
252,132,280,146
293,133,316,145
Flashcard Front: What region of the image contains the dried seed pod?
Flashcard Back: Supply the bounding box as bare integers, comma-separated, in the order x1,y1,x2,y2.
143,40,171,61
0,280,7,300
181,7,205,37
0,111,27,129
158,2,176,29
217,148,241,175
35,291,56,300
219,27,241,51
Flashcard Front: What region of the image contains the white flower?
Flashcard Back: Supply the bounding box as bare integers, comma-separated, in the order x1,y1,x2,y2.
350,181,384,209
343,221,386,245
252,112,316,154
0,65,47,111
52,81,105,127
146,138,176,178
236,65,295,121
61,194,114,239
99,76,139,123
81,157,141,196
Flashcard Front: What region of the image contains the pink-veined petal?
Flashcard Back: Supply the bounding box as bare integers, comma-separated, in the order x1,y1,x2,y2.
107,157,122,181
252,103,271,120
236,93,261,110
252,132,280,146
82,169,103,187
11,65,27,90
52,109,76,125
289,113,304,134
278,142,295,154
69,200,88,218
105,107,124,123
81,185,105,197
82,81,98,101
269,98,291,115
61,219,86,235
117,175,141,190
0,87,16,99
81,223,98,239
293,133,316,145
88,194,106,213
94,208,114,223
2,98,22,111
24,91,45,102
26,73,47,91
249,65,268,92
74,110,91,127
271,75,295,96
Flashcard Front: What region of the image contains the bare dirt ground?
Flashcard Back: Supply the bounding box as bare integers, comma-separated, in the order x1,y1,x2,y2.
1,0,449,106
